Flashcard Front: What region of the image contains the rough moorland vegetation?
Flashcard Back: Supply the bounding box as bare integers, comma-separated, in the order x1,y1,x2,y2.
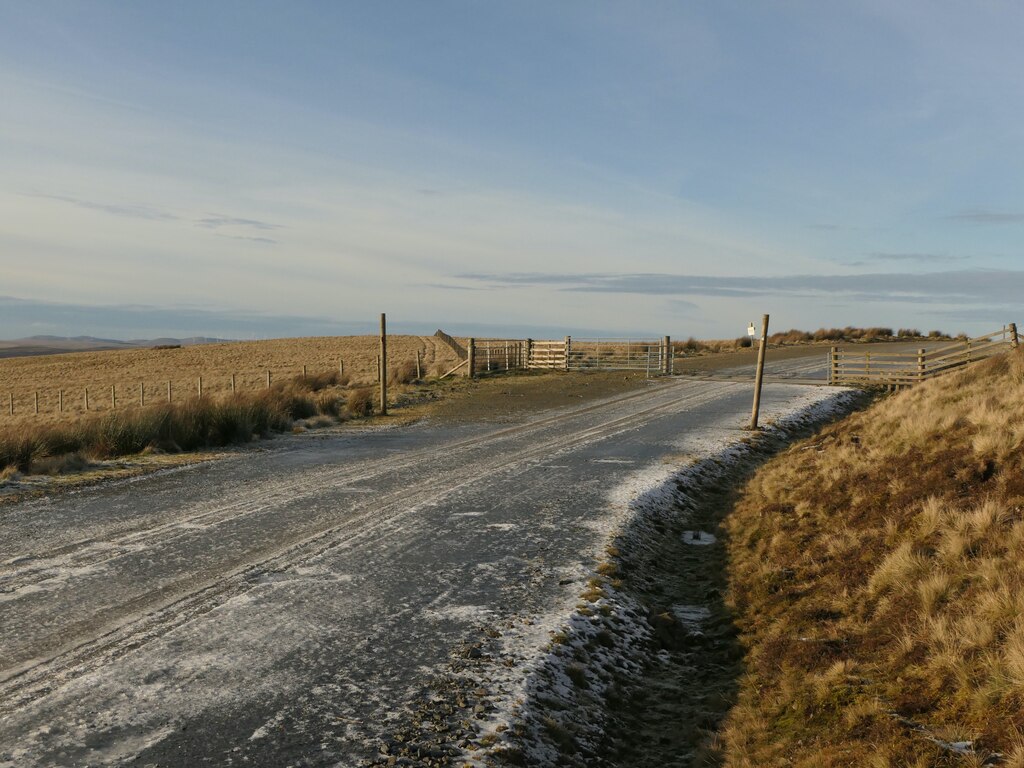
675,326,955,356
0,371,382,477
720,349,1024,766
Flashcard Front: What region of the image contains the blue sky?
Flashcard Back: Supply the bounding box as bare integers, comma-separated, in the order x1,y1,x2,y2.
1,1,1022,339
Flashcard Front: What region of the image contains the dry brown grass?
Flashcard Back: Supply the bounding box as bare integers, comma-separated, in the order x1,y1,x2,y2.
0,335,458,426
720,349,1024,765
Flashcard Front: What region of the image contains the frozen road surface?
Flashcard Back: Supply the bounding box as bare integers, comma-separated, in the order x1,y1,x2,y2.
0,374,841,766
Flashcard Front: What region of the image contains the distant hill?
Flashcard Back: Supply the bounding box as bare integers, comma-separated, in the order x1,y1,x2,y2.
0,335,234,359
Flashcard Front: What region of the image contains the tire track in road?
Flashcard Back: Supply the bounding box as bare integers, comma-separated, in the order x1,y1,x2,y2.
0,382,681,594
0,380,734,715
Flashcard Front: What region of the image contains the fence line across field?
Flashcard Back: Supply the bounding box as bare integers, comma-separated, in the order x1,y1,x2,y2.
6,322,1019,418
2,358,359,419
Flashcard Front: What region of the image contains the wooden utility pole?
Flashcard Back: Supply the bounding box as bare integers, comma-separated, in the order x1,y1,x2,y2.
379,312,388,415
749,314,770,430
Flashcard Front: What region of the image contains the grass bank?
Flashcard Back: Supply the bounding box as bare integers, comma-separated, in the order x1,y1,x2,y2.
720,349,1024,766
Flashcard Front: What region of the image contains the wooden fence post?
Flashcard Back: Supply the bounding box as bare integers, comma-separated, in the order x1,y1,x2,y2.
167,381,172,403
504,342,509,371
525,339,532,370
85,388,90,411
230,374,236,394
1010,323,1019,349
266,370,272,389
415,350,422,380
829,346,838,385
302,365,307,380
59,389,64,413
467,338,476,379
749,314,770,430
111,384,116,410
379,312,388,415
564,336,571,371
917,348,926,383
8,393,12,416
663,336,671,374
34,391,38,415
339,359,344,376
198,376,203,399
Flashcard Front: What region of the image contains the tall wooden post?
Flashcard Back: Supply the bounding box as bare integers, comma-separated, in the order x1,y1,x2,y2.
8,393,12,416
59,389,64,413
34,391,38,414
749,314,770,430
1010,323,1019,349
140,382,145,407
663,336,671,374
917,348,926,383
467,338,476,379
379,312,388,415
167,381,172,403
111,384,116,410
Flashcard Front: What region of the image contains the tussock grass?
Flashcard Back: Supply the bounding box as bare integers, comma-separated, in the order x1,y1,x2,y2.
720,349,1024,766
0,373,362,475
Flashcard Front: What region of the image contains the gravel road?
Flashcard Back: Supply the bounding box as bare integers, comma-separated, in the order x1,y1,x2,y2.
0,366,842,766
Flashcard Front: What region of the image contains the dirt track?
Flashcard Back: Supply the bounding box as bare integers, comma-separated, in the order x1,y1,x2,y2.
0,353,848,766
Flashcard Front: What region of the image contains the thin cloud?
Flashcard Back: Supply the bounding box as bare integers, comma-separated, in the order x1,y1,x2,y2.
215,234,278,245
945,208,1024,224
866,252,966,263
454,270,1024,305
196,214,282,231
26,193,179,221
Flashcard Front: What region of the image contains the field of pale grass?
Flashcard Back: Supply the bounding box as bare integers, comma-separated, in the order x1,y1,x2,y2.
0,335,458,426
720,349,1024,766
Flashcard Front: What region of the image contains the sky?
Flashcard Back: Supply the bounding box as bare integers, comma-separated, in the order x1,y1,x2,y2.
1,1,1022,340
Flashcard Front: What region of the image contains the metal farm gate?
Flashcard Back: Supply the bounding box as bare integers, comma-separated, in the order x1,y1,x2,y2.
464,335,675,376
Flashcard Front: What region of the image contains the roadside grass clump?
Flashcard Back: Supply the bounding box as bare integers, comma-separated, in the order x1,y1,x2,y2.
0,372,367,476
345,386,375,417
719,348,1024,766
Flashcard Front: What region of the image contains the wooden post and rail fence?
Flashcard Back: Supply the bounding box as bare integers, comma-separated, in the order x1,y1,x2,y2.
5,317,1017,421
827,324,1018,388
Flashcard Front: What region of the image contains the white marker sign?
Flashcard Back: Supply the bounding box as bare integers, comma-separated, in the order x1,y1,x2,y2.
747,322,756,337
